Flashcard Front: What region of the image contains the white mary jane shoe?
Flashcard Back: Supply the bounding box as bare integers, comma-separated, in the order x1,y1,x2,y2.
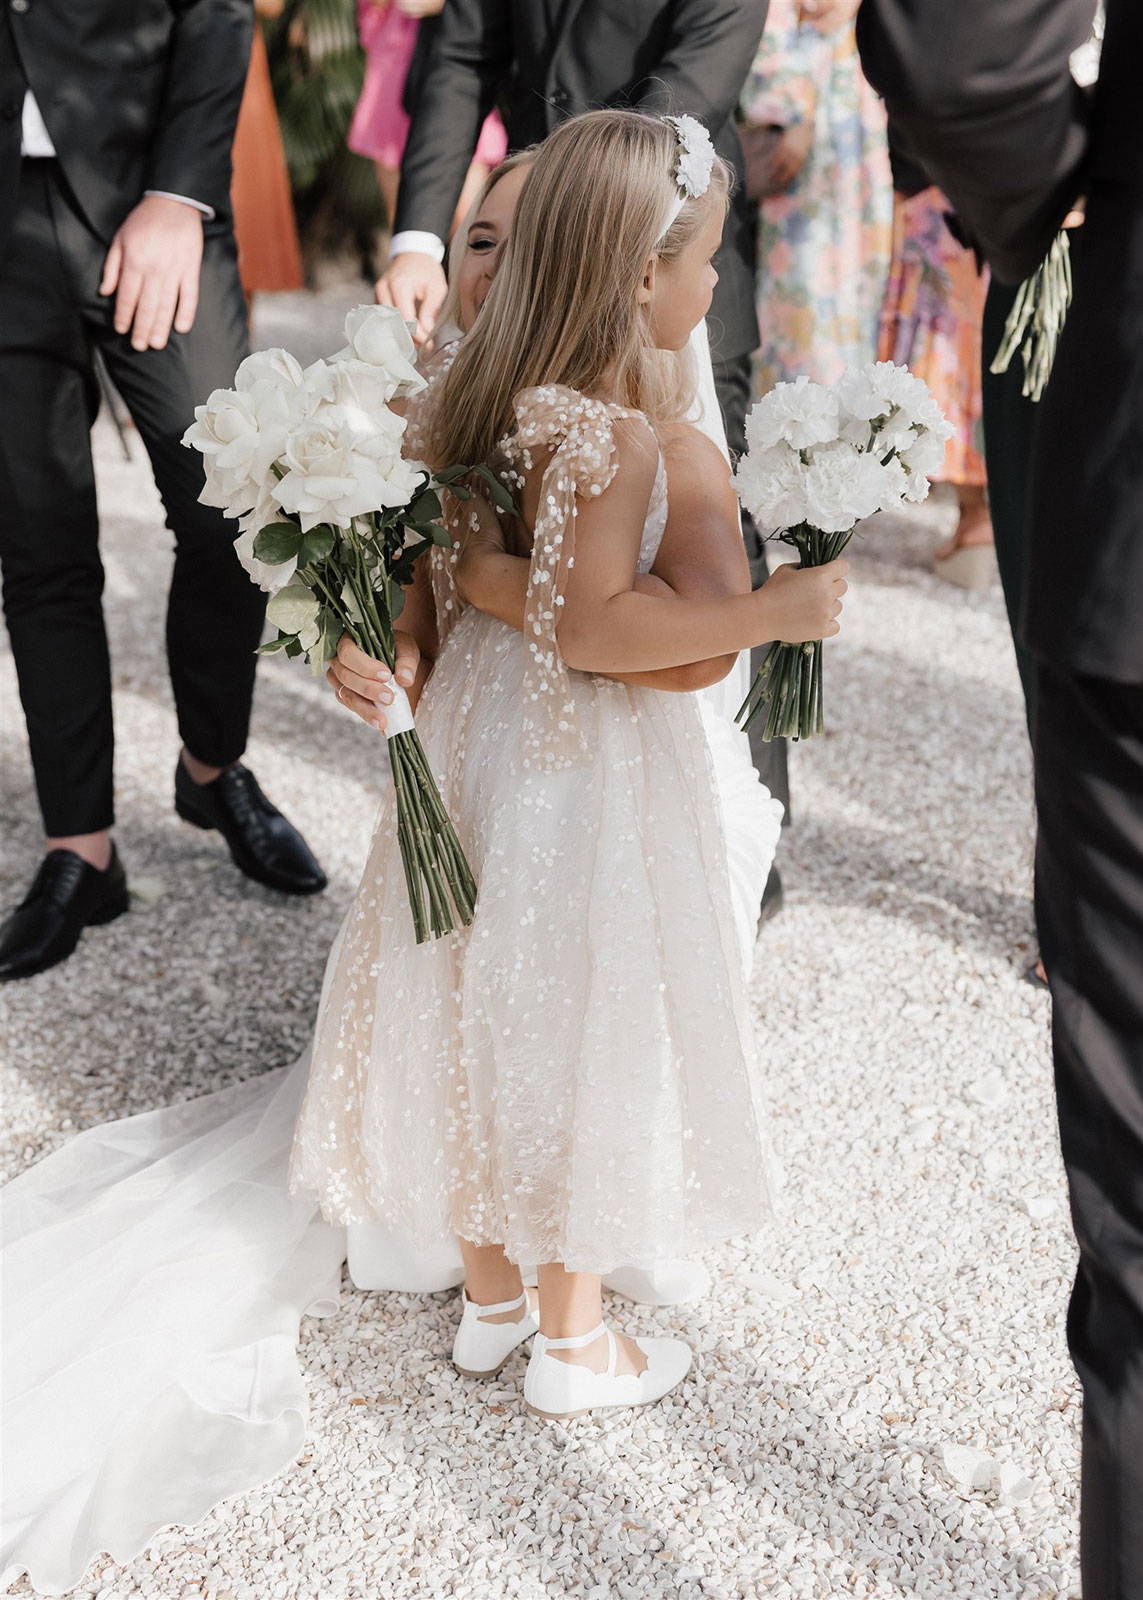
603,1260,712,1306
452,1287,539,1378
523,1322,692,1420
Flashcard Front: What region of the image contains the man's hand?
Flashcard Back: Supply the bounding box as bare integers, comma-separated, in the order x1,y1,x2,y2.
99,195,205,353
375,252,448,346
327,631,423,731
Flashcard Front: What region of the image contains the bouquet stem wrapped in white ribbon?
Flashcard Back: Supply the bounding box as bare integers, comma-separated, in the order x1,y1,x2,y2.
183,306,508,942
734,362,953,742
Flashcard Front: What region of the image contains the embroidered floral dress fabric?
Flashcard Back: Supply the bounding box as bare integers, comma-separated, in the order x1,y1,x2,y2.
289,387,777,1274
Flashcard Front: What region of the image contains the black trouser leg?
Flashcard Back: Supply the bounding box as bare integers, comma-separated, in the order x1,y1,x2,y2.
89,218,264,770
0,163,113,835
712,348,791,816
981,279,1039,737
1033,664,1143,1600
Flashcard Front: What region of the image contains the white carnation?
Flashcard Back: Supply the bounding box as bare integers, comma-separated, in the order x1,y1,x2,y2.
332,305,425,399
746,377,841,452
801,441,887,532
274,403,423,531
733,441,809,530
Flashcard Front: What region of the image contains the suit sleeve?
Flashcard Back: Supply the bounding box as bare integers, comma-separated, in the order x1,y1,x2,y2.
393,0,514,240
634,0,768,133
856,0,1094,283
146,0,255,219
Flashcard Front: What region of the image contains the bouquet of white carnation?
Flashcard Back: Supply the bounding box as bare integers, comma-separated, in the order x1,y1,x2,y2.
183,305,508,943
733,361,953,741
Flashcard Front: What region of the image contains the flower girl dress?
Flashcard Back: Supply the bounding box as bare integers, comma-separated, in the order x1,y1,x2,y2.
1,372,780,1596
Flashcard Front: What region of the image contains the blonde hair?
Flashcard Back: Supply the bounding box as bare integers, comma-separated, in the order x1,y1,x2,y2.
426,109,730,471
434,148,538,340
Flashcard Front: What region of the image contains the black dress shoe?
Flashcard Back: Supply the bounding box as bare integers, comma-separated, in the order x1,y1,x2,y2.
0,847,130,981
757,865,784,931
174,760,327,896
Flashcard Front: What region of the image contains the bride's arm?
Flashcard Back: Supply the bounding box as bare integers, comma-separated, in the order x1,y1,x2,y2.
459,423,751,691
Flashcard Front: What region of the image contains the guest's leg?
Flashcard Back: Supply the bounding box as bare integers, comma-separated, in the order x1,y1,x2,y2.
91,228,267,771
712,349,791,816
1034,664,1143,1600
982,279,1039,735
0,163,114,838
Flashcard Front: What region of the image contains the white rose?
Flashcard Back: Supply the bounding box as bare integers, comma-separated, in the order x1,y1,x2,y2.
266,582,321,642
332,305,426,399
182,382,292,517
274,403,423,530
234,347,305,394
745,377,841,452
801,440,886,532
233,487,298,594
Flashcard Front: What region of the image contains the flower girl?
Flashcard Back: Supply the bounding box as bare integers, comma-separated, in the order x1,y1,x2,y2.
289,109,848,1419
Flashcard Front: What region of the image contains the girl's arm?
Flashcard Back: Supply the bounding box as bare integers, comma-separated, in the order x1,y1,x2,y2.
547,418,847,676
458,423,751,690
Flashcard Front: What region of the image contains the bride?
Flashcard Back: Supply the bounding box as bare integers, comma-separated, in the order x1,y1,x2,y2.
2,134,784,1594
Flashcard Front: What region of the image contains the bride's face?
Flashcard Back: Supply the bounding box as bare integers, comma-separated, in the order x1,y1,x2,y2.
457,163,533,333
642,198,724,352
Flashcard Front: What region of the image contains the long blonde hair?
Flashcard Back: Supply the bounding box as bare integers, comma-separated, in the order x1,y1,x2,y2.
426,109,730,471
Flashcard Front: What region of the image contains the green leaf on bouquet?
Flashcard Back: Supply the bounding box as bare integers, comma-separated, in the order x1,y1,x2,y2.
297,525,335,568
389,581,407,623
408,489,442,525
255,633,296,655
284,638,303,659
266,582,321,636
427,521,455,548
433,463,471,485
473,463,516,514
253,522,303,564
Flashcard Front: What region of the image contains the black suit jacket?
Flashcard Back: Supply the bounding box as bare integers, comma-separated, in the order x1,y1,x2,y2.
0,0,253,252
858,0,1143,682
393,0,767,363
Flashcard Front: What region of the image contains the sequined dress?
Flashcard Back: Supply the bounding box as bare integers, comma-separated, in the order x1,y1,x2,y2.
288,386,778,1274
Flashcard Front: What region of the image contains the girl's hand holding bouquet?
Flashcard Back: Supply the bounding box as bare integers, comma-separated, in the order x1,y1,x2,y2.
734,361,952,741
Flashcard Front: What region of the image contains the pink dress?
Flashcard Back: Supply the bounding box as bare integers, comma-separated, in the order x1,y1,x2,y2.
349,2,508,171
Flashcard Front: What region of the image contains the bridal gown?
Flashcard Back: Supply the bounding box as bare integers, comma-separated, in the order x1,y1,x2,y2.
1,390,782,1596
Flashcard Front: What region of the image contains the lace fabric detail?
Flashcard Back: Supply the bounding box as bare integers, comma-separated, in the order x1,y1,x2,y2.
497,384,650,770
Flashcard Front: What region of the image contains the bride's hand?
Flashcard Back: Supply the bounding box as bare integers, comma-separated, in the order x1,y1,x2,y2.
327,631,421,731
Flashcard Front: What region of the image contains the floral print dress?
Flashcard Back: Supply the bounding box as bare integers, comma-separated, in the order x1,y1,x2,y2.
741,0,893,395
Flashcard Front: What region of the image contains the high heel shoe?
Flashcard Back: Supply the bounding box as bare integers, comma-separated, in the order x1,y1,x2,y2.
523,1322,692,1420
452,1287,539,1377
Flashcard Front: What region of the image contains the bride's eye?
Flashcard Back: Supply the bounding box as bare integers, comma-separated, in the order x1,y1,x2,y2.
467,232,498,254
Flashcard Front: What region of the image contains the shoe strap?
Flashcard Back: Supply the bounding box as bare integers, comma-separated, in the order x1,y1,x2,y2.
540,1321,608,1351
463,1287,530,1318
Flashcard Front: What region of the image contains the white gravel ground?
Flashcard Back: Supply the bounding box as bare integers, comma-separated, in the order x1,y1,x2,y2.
1,300,1078,1598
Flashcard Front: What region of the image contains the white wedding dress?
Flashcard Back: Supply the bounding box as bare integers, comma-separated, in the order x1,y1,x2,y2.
1,342,782,1594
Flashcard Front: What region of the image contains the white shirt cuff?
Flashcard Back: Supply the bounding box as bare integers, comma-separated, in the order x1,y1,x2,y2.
389,230,446,264
144,190,215,221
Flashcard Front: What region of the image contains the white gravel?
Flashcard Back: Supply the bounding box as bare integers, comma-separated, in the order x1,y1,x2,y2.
1,304,1077,1597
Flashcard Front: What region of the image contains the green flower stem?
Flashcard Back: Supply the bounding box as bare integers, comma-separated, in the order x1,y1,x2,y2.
737,523,856,741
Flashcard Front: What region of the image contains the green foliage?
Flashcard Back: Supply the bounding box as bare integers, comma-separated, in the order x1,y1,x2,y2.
266,1,386,264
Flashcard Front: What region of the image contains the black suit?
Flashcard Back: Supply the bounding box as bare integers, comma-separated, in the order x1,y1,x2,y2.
394,0,790,811
0,1,259,836
859,4,1143,1595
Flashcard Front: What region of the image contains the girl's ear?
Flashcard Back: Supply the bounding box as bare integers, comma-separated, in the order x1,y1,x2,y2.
637,255,657,307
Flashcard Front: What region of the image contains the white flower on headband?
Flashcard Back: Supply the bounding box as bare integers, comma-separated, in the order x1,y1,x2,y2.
665,114,716,200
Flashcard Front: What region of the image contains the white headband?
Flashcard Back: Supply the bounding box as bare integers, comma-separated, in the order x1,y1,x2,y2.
658,114,717,240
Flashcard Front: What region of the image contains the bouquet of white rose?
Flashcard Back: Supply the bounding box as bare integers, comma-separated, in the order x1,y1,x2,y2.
183,305,507,943
734,361,953,741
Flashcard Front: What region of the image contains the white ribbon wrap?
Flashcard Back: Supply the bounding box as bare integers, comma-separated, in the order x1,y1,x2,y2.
383,682,416,738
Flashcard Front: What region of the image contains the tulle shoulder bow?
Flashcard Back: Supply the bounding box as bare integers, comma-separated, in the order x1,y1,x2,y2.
498,385,639,769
